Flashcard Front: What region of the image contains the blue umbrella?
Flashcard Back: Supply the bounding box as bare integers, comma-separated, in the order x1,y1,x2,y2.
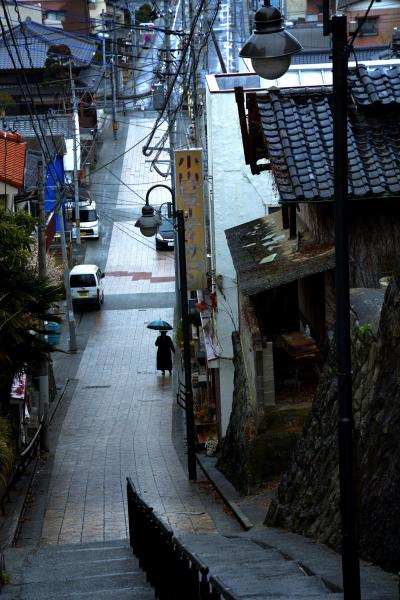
146,319,173,331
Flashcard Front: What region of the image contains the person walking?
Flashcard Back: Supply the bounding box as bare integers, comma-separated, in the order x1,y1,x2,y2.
155,330,175,376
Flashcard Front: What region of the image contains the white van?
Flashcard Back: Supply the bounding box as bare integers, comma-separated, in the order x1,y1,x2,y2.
70,264,105,309
65,191,99,239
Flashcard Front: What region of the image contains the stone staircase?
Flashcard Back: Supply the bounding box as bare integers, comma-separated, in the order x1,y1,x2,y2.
1,540,155,599
177,530,397,600
177,531,343,599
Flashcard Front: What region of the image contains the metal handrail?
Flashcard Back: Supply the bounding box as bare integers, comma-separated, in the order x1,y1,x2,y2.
127,477,240,600
1,422,42,516
0,422,42,590
176,378,186,410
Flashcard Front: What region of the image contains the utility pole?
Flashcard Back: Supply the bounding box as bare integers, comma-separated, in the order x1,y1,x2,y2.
164,0,175,189
204,0,209,72
57,197,77,353
181,0,186,30
131,8,136,96
210,25,227,73
111,57,118,140
331,14,361,599
101,10,107,111
189,0,198,145
164,0,180,317
37,160,49,451
177,210,197,480
69,60,80,244
110,4,118,143
113,2,119,97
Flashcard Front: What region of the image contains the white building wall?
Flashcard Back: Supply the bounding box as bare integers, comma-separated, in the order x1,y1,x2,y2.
0,3,41,23
343,0,399,8
206,88,279,435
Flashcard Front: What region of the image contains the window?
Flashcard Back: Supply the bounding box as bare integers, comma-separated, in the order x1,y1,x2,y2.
46,11,66,22
356,17,378,36
70,274,96,288
73,208,97,222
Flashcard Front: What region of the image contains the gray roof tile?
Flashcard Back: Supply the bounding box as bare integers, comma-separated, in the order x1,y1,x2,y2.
225,211,335,296
1,114,74,138
255,65,400,202
0,18,97,69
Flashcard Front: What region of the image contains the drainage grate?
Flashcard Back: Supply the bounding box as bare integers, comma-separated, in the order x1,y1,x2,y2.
82,385,111,389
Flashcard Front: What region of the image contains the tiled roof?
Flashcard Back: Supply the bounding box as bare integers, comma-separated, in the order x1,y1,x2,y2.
0,18,97,69
0,131,27,189
292,47,389,65
349,65,400,105
1,115,74,139
286,27,328,50
225,211,335,296
255,65,400,202
337,0,366,8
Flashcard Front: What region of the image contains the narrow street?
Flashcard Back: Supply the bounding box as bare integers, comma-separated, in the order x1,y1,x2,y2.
1,6,399,599
15,112,241,550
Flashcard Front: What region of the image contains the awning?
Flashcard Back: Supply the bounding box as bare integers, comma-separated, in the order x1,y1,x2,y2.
225,210,335,296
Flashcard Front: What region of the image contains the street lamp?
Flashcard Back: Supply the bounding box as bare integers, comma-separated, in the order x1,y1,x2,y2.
135,184,197,481
239,0,302,79
135,201,162,237
240,5,361,599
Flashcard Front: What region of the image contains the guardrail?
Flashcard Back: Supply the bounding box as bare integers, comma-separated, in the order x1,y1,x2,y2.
0,422,42,516
0,422,42,589
127,477,240,600
176,379,186,410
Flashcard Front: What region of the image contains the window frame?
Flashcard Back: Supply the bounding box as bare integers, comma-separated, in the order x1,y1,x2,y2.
356,16,379,37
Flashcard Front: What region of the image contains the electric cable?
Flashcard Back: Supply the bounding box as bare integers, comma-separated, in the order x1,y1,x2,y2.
0,9,64,186
142,0,207,157
149,0,221,171
348,0,376,46
11,0,65,173
97,208,175,259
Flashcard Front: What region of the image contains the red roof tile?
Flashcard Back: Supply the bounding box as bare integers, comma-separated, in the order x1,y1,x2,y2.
0,131,27,190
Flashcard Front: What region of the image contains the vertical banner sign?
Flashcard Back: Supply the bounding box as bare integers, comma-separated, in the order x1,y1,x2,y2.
175,149,207,290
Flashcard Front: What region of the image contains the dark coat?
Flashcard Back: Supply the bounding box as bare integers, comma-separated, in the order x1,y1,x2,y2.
155,334,175,371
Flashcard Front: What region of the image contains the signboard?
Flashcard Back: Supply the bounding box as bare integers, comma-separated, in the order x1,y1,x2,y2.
175,149,207,290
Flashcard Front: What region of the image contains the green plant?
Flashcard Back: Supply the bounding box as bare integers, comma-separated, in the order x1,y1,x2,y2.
0,418,13,486
0,209,63,389
0,570,11,585
359,323,371,335
135,3,155,23
43,44,71,83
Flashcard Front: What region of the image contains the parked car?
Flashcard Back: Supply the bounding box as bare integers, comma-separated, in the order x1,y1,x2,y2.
156,215,174,250
70,264,105,309
65,190,99,240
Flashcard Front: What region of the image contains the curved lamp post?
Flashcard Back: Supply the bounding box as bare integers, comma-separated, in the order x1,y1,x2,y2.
135,184,197,481
240,6,360,599
134,185,165,236
239,0,302,79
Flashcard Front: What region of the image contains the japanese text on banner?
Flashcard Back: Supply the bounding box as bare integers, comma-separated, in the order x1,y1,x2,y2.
175,149,207,290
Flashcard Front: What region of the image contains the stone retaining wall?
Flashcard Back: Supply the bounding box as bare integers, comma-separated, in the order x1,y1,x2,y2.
267,281,400,572
217,333,308,494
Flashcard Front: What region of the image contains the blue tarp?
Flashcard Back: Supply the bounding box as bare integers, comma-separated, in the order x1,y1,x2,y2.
44,155,64,233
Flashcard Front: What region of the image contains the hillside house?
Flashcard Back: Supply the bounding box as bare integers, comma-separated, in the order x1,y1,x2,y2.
219,61,400,490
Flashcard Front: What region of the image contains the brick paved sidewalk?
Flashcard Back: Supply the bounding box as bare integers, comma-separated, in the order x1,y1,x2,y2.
42,306,217,546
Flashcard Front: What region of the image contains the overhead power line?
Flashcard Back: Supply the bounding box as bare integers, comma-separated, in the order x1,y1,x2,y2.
0,2,64,190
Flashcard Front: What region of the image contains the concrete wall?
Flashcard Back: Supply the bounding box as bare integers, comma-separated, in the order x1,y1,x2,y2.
300,200,400,288
0,2,41,23
206,85,279,435
239,290,275,412
344,6,400,47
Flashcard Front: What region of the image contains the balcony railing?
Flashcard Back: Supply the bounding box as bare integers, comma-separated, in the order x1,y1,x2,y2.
127,477,240,600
